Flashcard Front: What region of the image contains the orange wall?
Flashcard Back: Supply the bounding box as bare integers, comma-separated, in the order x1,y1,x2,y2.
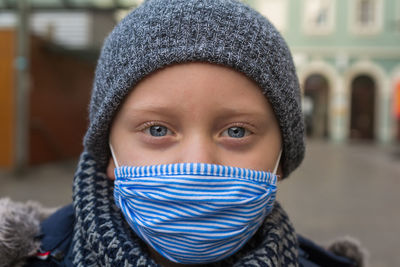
395,81,400,141
0,30,15,168
395,81,400,119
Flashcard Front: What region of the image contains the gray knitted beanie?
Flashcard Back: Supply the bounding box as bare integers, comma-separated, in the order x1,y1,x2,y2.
84,0,305,178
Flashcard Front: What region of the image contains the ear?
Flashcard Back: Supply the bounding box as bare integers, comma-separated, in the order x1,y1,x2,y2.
107,157,116,180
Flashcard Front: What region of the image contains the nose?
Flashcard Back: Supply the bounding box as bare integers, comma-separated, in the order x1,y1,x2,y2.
176,134,218,165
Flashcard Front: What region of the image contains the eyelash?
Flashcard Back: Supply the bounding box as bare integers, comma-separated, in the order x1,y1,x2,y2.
138,121,254,137
222,123,254,136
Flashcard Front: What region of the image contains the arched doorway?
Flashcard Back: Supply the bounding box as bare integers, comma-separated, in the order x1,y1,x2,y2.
303,74,330,138
350,75,376,140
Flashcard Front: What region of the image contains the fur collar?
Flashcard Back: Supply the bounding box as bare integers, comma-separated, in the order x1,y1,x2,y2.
0,198,55,267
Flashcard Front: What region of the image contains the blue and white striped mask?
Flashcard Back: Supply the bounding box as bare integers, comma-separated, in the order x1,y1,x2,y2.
110,145,280,264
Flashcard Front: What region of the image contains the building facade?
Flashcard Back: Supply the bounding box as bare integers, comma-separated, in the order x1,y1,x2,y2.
0,1,143,169
246,0,400,143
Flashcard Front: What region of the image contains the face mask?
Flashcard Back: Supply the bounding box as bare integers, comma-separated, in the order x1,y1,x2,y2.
110,145,281,264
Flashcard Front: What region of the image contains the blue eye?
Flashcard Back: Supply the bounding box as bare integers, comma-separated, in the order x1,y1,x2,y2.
227,127,247,138
149,125,169,137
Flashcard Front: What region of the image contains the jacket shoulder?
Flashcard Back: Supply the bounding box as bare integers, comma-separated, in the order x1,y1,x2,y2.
26,204,75,267
298,234,367,267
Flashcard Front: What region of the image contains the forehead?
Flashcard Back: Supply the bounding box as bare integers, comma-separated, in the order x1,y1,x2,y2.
119,62,273,117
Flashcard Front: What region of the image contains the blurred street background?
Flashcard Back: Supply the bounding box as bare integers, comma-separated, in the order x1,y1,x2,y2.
1,0,400,266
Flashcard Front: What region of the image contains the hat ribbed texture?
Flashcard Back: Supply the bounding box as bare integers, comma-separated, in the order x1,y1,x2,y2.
84,0,305,178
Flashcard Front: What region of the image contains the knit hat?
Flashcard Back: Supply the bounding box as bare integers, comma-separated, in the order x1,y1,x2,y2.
84,0,305,178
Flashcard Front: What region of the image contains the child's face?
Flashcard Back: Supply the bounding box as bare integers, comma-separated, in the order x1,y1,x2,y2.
107,62,282,179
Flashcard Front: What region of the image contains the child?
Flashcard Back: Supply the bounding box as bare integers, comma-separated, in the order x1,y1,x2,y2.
0,0,365,266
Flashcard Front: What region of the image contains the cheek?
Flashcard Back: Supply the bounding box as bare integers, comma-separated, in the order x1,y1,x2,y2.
249,157,277,172
218,149,277,172
227,137,281,172
121,148,175,166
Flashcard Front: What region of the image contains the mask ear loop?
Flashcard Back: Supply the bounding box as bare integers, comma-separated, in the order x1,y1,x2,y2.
109,143,120,169
272,149,282,175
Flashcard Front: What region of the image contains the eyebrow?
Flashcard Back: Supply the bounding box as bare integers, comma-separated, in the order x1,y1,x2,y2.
126,104,269,117
213,110,272,127
123,105,182,119
122,104,273,125
214,107,270,117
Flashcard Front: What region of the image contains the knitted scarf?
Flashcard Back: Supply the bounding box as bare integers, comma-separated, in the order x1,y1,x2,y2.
71,152,299,266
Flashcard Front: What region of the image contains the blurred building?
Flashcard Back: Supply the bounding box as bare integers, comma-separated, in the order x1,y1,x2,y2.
247,0,400,143
1,0,400,170
0,0,140,169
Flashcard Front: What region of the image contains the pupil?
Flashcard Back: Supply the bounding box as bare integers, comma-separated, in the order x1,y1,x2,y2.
150,125,167,136
228,127,245,138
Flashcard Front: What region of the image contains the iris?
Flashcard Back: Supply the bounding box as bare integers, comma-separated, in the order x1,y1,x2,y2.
149,125,168,136
228,127,246,138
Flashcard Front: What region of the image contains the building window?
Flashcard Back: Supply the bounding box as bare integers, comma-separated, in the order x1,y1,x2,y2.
359,0,375,26
257,0,288,33
303,0,336,35
350,0,383,35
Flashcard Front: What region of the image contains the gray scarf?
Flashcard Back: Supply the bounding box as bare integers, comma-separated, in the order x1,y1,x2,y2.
71,152,299,266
